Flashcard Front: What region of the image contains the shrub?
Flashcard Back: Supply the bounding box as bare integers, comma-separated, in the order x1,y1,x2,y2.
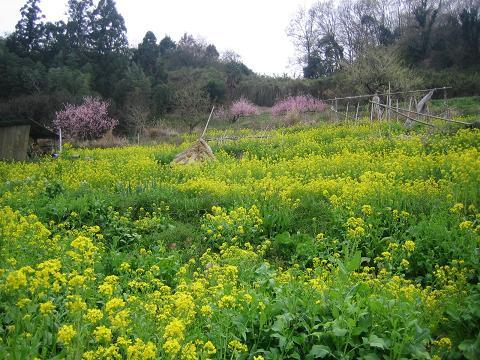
213,106,228,121
230,97,259,118
53,97,118,140
271,95,326,116
173,85,211,133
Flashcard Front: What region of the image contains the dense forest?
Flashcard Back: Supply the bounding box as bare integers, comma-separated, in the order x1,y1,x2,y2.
0,0,478,134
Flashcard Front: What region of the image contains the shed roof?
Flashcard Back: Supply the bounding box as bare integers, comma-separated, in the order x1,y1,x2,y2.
0,119,58,139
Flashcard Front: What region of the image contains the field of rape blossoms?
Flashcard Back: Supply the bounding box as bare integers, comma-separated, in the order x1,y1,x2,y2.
0,120,479,359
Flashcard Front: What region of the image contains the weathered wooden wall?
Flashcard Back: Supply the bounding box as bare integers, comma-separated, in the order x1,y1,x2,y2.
0,125,30,161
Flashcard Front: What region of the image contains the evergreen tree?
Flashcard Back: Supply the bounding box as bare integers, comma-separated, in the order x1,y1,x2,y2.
89,0,129,98
459,6,480,66
159,36,176,55
153,58,168,84
135,31,159,75
66,0,94,54
90,0,128,55
205,44,219,60
7,0,45,58
41,21,67,66
224,60,252,99
115,63,152,133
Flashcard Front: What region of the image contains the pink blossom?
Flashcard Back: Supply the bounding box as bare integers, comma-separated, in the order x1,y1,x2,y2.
53,97,118,140
271,95,326,116
213,106,228,120
230,97,259,118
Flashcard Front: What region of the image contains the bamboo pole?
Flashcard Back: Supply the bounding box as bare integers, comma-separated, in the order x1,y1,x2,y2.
205,135,271,141
406,97,413,126
370,101,434,127
330,100,335,122
391,104,469,125
371,101,471,127
355,102,359,121
444,87,450,119
387,83,391,120
322,87,452,102
345,102,349,122
335,97,338,122
201,106,215,139
59,128,62,153
396,99,399,122
329,105,357,121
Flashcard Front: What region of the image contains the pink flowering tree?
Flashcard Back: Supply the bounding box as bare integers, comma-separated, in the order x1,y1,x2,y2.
213,106,228,121
230,97,259,120
271,95,326,116
53,97,118,140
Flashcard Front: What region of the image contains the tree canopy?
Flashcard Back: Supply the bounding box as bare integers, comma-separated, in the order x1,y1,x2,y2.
0,0,254,132
0,0,478,135
288,0,480,82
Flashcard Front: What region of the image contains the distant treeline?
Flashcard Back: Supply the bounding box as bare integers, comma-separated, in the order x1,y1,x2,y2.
286,0,479,96
0,0,478,134
0,0,254,133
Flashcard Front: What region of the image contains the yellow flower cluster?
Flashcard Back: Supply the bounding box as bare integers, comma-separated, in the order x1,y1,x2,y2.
201,205,263,246
127,338,157,359
345,217,366,239
228,339,248,352
0,121,478,359
57,325,76,346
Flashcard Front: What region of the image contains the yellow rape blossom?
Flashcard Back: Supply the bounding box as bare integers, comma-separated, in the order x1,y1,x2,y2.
39,300,55,315
218,295,236,308
116,336,132,348
66,295,87,313
361,204,373,216
57,325,76,346
433,337,452,349
450,203,464,213
109,309,130,330
5,270,27,290
163,318,185,340
84,308,103,324
400,259,410,268
105,298,125,314
163,339,181,357
181,342,197,360
120,262,131,271
200,305,213,316
403,240,416,252
93,326,112,343
203,341,216,355
127,338,157,359
228,339,247,352
17,298,31,308
459,220,473,230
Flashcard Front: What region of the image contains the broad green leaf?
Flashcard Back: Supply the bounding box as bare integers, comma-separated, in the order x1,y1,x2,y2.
271,333,287,348
362,353,380,360
308,345,331,358
365,334,387,349
333,326,348,337
346,251,362,271
459,335,480,360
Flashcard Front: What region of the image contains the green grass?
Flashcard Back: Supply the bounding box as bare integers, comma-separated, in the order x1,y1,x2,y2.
431,96,480,116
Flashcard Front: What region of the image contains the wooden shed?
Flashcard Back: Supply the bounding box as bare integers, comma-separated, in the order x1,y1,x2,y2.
0,120,58,161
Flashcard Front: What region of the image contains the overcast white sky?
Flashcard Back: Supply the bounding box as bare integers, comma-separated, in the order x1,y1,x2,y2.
0,0,318,76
